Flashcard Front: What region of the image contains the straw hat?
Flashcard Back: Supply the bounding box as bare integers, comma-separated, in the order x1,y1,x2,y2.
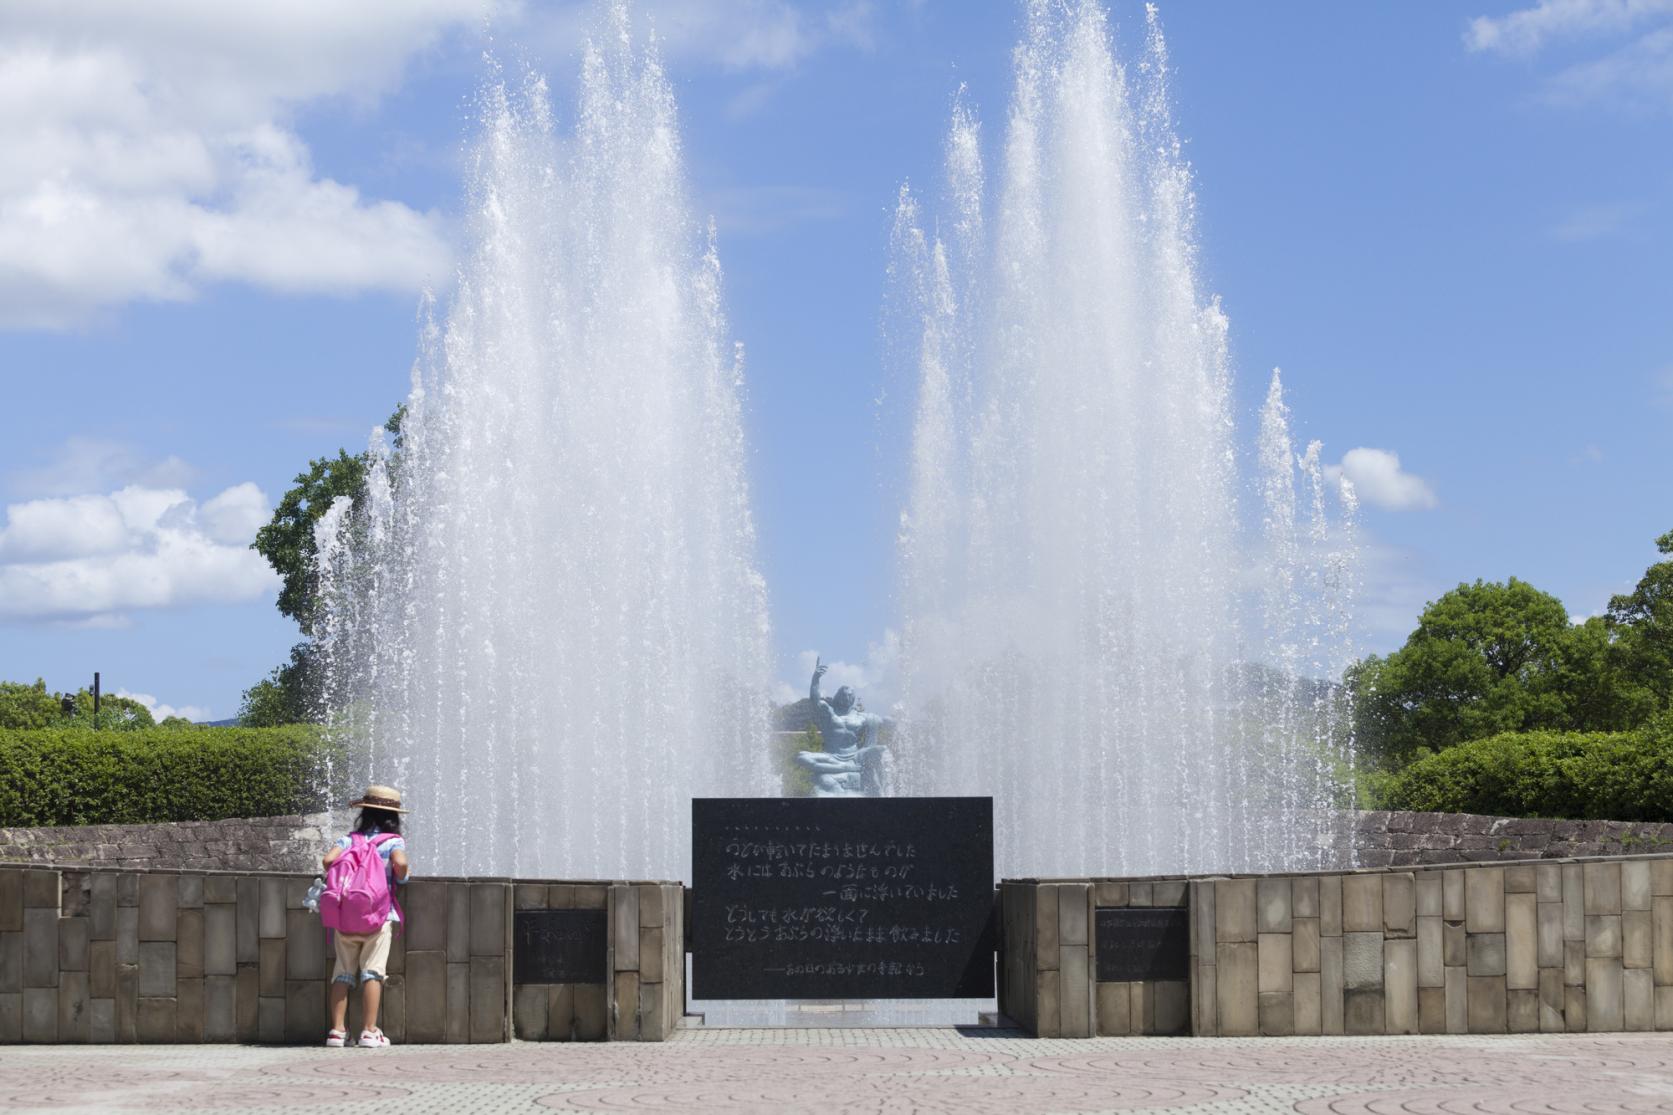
349,784,408,813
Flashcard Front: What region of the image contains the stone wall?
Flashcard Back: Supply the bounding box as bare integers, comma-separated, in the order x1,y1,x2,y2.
5,809,1670,876
508,882,683,1042
1002,852,1673,1039
1352,811,1673,866
0,812,348,873
0,864,681,1045
1000,878,1189,1038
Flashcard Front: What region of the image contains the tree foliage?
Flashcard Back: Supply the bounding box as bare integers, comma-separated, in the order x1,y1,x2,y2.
244,405,404,722
1607,529,1673,707
1351,579,1573,761
1376,717,1673,822
0,725,335,825
251,449,368,635
237,644,320,727
0,679,157,731
1350,561,1667,765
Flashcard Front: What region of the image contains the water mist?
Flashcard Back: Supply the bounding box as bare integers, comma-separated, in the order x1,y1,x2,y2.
891,2,1361,877
313,23,773,880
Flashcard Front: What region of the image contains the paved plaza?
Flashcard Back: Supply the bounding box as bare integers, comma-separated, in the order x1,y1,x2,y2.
4,1028,1673,1114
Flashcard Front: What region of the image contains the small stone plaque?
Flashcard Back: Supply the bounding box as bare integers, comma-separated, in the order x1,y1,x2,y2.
1095,907,1189,982
512,909,607,985
691,797,995,1000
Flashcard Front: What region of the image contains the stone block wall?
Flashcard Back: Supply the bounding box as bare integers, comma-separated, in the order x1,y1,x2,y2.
0,812,346,873
507,881,682,1042
1193,858,1673,1036
999,878,1189,1038
510,882,609,1042
999,880,1088,1037
7,809,1671,878
1351,811,1673,866
1,865,683,1044
1093,880,1190,1036
1004,851,1673,1038
385,877,512,1043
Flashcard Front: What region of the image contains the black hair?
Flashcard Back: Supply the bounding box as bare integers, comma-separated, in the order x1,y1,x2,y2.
353,807,402,835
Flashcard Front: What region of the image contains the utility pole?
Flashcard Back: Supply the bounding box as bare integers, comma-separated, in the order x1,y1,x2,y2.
93,671,101,730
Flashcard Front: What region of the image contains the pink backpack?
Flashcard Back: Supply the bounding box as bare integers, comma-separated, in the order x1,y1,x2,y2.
319,833,401,935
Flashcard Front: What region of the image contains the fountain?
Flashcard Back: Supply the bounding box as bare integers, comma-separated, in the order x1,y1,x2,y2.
311,19,773,880
889,2,1360,877
311,0,1357,889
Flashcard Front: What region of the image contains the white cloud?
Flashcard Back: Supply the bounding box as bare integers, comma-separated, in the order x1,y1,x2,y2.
0,482,277,623
1545,25,1673,109
116,689,211,723
0,1,484,328
1656,366,1673,408
8,438,194,498
198,482,272,546
1465,0,1673,55
1353,537,1445,648
526,1,877,72
780,629,902,711
1550,200,1645,240
725,81,783,120
1466,0,1673,113
706,185,848,237
1324,449,1438,512
0,494,130,562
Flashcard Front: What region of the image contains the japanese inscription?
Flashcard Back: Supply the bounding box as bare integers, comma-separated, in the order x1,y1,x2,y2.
512,909,609,985
691,797,995,999
1093,906,1189,982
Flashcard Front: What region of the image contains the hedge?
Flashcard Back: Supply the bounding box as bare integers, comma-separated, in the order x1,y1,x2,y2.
0,725,338,826
1377,719,1673,822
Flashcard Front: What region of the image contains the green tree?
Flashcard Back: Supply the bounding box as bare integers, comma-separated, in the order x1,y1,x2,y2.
1352,579,1579,762
1546,615,1657,731
251,449,368,635
0,679,155,731
0,680,62,729
237,644,320,727
244,405,404,723
1608,529,1673,709
65,689,155,730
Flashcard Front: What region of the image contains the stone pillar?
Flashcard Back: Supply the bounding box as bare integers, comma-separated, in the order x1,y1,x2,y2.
1215,877,1258,1036
1190,880,1218,1036
997,879,1094,1038
607,882,683,1041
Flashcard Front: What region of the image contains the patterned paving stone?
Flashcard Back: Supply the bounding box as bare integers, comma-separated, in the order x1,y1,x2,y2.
2,1030,1673,1114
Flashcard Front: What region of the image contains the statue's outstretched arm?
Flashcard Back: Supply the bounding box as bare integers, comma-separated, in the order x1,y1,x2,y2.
810,656,828,704
809,657,834,728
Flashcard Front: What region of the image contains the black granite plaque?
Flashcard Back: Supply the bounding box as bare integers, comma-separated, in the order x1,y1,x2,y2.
1094,906,1189,982
691,797,995,1000
512,909,608,985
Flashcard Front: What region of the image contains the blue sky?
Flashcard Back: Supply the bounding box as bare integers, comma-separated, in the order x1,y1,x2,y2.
1,0,1669,720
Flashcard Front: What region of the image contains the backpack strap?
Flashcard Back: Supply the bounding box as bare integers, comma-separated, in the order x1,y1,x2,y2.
369,832,406,935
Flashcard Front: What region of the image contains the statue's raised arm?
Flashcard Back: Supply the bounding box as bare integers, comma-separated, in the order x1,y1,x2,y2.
808,657,837,733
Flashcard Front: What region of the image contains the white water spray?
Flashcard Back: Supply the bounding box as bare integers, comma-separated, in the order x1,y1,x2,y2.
892,2,1360,876
314,23,772,880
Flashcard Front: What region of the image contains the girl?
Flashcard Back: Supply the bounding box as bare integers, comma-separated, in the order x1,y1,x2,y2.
322,784,409,1048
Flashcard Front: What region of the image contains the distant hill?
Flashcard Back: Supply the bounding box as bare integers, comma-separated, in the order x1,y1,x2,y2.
773,699,818,733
